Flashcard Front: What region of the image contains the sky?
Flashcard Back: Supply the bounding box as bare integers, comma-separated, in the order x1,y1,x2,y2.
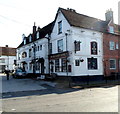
0,0,119,48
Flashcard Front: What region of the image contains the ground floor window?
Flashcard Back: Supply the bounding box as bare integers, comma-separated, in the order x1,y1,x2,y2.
61,58,67,72
88,58,98,70
75,59,80,66
55,59,59,72
109,59,116,69
36,62,40,70
29,63,32,70
0,65,6,72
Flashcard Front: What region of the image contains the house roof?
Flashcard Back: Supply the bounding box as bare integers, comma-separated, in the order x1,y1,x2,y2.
0,46,16,56
17,21,55,48
59,8,120,33
18,7,120,49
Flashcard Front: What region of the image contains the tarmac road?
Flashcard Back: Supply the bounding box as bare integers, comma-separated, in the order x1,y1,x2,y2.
2,85,118,112
1,74,119,112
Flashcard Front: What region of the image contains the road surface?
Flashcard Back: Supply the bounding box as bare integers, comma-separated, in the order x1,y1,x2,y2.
2,85,118,112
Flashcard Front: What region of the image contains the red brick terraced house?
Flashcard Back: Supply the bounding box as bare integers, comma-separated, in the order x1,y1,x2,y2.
103,9,120,77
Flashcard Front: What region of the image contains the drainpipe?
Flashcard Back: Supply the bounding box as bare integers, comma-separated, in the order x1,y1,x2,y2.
65,33,71,87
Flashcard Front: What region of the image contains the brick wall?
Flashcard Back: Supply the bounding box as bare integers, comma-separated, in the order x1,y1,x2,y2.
103,33,120,76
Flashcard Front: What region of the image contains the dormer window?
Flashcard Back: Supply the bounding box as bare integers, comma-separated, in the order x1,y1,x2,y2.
24,38,26,45
29,35,32,42
37,32,39,39
109,26,114,34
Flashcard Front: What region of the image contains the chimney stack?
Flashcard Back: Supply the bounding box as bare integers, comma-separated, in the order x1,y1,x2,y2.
5,45,8,47
105,9,114,23
22,34,25,40
33,22,36,34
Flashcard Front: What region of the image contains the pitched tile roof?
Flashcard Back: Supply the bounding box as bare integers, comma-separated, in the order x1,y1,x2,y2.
17,21,55,48
59,8,120,34
0,47,16,56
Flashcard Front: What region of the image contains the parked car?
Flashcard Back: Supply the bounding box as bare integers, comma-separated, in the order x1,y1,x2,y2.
13,68,27,78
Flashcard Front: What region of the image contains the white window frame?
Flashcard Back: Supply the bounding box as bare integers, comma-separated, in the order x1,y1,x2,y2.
109,59,116,69
58,21,62,34
37,32,39,39
57,39,63,53
24,39,26,45
109,41,115,50
109,26,114,34
116,43,119,49
29,36,32,42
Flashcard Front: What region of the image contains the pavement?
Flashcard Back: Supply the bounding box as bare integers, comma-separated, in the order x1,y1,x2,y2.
1,74,56,94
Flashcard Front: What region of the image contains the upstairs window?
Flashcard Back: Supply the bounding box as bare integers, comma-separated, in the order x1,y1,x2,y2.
58,39,63,53
74,41,81,53
49,43,52,54
0,59,5,63
23,39,26,45
116,43,119,49
22,52,27,58
91,42,97,55
29,49,32,57
109,26,114,34
109,41,115,50
29,36,32,42
37,32,39,39
58,21,62,34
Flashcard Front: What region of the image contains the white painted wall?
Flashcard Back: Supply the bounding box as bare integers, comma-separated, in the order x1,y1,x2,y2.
51,11,103,76
17,38,49,73
0,55,16,72
69,27,103,76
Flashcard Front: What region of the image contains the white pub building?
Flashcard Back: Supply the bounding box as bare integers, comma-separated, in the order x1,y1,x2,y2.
17,8,105,79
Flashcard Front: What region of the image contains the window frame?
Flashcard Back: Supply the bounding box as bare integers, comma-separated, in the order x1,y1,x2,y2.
75,60,80,66
74,41,81,53
55,59,60,72
22,52,27,58
91,41,98,55
109,41,115,50
37,32,39,39
61,58,67,72
58,21,62,34
57,39,63,53
88,58,98,70
49,43,52,54
109,59,116,69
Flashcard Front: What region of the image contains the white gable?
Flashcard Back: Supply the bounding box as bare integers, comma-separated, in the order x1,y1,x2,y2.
51,11,71,40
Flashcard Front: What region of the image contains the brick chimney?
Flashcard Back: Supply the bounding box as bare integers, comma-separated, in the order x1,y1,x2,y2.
33,22,36,34
105,9,114,23
5,45,8,47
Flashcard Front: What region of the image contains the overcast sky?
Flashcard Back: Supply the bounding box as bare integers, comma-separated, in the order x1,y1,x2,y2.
0,0,119,48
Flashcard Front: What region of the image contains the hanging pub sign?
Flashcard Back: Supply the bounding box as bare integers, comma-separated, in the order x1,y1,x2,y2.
49,51,69,60
91,42,97,55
